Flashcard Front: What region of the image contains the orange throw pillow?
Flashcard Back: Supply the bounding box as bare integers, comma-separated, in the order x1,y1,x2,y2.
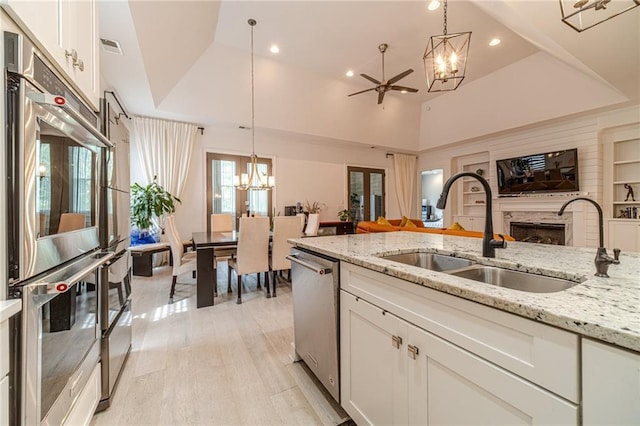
402,219,417,228
448,222,465,231
377,216,392,226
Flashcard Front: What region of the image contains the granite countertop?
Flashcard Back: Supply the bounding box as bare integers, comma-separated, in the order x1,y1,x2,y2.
290,232,640,352
0,299,22,323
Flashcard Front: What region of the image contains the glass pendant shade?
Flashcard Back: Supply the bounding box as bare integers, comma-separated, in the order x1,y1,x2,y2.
423,31,471,92
560,0,640,32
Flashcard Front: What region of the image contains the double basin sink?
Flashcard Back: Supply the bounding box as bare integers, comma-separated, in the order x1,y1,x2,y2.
380,252,580,293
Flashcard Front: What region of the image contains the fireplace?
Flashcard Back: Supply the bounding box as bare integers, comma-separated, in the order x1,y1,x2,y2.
510,222,566,245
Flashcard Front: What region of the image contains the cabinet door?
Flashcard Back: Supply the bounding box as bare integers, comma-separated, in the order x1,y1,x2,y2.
63,0,99,108
409,325,578,426
607,219,640,252
1,0,61,53
583,339,640,425
340,290,408,426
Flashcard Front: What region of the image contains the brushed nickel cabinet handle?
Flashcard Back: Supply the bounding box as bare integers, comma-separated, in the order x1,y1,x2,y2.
391,335,403,349
407,344,419,360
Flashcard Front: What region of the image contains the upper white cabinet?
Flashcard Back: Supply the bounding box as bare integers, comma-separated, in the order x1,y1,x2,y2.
603,125,640,252
582,339,640,425
1,0,100,110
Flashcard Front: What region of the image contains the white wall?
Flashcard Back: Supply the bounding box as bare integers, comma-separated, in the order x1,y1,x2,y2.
419,52,628,150
417,105,640,248
131,125,408,238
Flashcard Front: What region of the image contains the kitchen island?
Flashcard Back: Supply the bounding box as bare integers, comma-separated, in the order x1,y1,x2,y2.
290,232,640,425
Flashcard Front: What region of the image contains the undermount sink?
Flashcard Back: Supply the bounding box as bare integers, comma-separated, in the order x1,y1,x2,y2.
380,252,475,272
447,265,580,293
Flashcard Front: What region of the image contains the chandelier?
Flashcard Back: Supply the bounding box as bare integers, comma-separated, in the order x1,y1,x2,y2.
234,18,275,191
560,0,640,32
423,0,471,92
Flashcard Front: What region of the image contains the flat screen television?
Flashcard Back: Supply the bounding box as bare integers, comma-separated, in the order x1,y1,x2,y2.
496,148,579,195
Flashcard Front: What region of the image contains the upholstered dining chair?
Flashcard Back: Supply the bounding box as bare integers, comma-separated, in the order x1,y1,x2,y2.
227,216,270,304
269,216,302,297
58,213,86,232
210,213,237,295
166,215,199,304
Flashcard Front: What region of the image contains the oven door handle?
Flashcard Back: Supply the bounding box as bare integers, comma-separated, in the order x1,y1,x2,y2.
23,252,116,296
26,90,114,148
286,254,333,275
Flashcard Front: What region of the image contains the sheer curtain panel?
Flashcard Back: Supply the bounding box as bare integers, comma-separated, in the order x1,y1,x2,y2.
393,153,417,218
132,116,198,199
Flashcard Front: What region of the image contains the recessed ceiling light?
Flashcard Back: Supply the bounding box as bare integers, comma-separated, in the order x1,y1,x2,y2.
489,38,501,47
346,70,354,77
401,90,408,94
427,0,440,11
270,45,279,54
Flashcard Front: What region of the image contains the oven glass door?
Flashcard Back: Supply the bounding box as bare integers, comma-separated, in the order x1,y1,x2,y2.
40,270,99,420
36,119,97,237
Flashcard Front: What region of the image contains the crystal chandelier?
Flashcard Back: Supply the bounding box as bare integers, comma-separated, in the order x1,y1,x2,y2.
560,0,640,32
234,19,275,191
423,0,471,93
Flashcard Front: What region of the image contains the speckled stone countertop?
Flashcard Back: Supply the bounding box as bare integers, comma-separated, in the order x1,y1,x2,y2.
290,232,640,352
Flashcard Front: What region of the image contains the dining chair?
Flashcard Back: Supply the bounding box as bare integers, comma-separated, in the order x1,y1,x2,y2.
269,216,302,297
58,213,86,232
227,216,270,304
210,213,237,295
166,215,199,304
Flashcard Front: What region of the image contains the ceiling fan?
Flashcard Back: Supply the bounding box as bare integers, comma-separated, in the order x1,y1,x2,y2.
348,43,419,105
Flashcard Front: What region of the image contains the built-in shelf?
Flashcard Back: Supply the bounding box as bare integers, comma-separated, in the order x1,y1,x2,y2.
613,180,640,185
613,201,640,205
463,203,486,207
463,191,486,195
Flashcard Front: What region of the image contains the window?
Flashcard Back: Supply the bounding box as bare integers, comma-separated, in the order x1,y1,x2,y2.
206,152,273,231
348,166,385,222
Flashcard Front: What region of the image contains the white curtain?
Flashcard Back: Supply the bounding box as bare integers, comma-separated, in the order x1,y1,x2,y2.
393,153,417,218
132,116,198,199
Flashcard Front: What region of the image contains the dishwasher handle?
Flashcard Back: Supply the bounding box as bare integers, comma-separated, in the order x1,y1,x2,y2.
287,254,334,275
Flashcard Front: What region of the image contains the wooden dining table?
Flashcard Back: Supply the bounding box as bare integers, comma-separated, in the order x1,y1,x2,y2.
191,231,240,308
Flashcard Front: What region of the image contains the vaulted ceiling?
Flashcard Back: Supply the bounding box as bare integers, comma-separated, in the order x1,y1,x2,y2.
99,0,640,151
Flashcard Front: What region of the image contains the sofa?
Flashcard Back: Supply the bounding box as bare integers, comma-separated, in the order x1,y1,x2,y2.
356,218,515,241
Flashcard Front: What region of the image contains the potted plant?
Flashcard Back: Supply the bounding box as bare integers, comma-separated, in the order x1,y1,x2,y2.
130,177,181,243
338,209,351,222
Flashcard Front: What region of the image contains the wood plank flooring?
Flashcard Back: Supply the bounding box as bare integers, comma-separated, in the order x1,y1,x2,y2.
91,263,348,426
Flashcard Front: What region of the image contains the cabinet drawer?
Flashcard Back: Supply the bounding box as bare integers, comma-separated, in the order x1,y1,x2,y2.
63,363,100,426
341,263,579,402
1,375,8,426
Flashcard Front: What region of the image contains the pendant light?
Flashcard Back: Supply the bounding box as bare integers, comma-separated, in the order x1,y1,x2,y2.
234,18,275,191
560,0,640,32
423,0,471,92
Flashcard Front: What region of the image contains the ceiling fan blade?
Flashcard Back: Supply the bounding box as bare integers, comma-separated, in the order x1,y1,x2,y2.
360,74,381,85
377,91,385,104
348,87,376,97
387,69,414,85
390,85,419,93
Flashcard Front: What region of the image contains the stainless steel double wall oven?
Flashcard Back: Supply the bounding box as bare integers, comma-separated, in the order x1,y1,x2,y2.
4,28,114,425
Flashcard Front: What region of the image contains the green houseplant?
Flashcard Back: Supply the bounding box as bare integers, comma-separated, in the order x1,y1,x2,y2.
338,209,351,221
130,177,181,234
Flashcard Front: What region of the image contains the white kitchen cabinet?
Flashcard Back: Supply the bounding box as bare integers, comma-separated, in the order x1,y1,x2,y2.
340,291,407,425
1,0,100,110
341,289,578,425
454,214,483,232
607,219,640,252
583,339,640,425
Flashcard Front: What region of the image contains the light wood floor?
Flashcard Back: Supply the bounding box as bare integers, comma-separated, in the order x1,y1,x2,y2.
91,263,348,426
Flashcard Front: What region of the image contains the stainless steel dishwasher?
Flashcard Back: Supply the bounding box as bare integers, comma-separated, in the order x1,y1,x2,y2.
287,247,340,403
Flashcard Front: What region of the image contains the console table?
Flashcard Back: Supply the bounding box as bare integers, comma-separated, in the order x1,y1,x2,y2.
318,221,355,236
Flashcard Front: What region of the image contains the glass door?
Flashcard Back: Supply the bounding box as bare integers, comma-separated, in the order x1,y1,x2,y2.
348,166,385,222
206,153,272,231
